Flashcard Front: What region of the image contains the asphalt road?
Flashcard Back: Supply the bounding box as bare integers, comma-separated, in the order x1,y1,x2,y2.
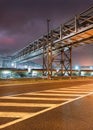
0,79,93,130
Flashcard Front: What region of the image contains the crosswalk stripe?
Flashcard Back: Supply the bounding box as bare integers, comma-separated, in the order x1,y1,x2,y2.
0,103,56,107
0,112,31,118
0,84,93,129
43,90,88,93
1,91,93,129
0,96,72,101
26,92,82,96
58,88,93,91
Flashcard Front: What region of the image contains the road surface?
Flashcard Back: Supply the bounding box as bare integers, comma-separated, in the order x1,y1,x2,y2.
0,79,93,130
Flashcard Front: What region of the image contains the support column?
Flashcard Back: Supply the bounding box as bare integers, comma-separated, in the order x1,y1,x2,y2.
47,30,53,79
60,47,72,77
46,19,52,79
61,50,64,76
42,19,52,78
43,41,47,76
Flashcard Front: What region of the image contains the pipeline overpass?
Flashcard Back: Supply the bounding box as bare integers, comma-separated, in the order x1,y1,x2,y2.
12,6,93,78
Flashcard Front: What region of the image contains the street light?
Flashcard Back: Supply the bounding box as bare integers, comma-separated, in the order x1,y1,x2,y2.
75,65,79,70
74,65,81,76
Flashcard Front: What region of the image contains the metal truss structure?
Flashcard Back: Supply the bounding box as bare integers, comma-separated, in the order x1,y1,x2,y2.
12,6,93,78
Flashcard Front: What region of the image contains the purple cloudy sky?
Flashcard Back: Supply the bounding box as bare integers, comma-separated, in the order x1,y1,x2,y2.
0,0,93,65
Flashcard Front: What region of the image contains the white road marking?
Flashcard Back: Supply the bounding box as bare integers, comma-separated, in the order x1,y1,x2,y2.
44,90,88,93
0,112,32,118
26,92,82,96
59,88,93,91
0,91,93,129
0,84,93,129
0,103,56,107
0,96,72,101
2,83,93,97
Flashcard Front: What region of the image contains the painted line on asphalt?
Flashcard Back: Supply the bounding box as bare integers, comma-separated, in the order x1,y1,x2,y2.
0,84,93,129
0,84,93,98
59,88,93,91
0,81,93,88
0,91,93,129
0,112,31,118
0,102,56,107
0,96,72,101
0,81,56,87
2,83,93,97
26,92,82,96
43,90,88,93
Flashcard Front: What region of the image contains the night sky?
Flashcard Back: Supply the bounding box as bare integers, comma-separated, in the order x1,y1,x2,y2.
0,0,93,65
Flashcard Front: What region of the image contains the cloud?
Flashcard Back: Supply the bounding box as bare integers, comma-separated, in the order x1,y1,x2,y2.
0,0,93,64
0,37,15,44
0,0,92,34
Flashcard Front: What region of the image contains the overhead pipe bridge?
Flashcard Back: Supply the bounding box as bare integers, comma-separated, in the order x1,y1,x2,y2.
12,6,93,78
